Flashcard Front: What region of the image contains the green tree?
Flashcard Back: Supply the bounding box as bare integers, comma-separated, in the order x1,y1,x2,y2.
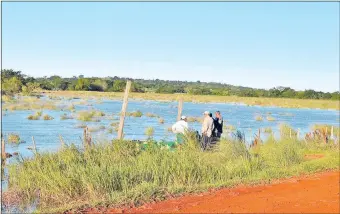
2,77,23,95
22,82,41,95
75,78,90,91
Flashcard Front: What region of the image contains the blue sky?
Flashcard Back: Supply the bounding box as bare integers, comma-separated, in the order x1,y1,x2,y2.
2,2,339,92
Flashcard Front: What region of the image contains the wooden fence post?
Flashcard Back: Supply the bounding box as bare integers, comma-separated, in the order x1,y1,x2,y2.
177,98,184,121
289,129,292,138
258,128,261,140
117,81,132,140
297,129,300,139
331,126,334,138
1,137,5,160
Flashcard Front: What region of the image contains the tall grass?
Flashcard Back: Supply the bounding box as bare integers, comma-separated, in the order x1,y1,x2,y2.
4,135,339,213
312,124,340,136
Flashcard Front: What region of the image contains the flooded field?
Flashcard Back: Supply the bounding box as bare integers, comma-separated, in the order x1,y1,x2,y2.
1,95,339,213
2,95,339,158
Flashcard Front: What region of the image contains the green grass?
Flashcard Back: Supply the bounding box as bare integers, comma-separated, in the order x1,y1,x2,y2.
312,124,340,136
279,123,297,137
145,127,155,138
262,127,273,133
4,135,339,213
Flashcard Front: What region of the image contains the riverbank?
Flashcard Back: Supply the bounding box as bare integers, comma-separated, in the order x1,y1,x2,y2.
3,136,339,213
43,90,340,110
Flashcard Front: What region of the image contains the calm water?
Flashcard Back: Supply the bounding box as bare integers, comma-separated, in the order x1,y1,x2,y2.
1,96,339,212
2,96,339,158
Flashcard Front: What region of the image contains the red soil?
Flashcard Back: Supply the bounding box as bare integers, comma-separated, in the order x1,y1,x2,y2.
86,170,340,214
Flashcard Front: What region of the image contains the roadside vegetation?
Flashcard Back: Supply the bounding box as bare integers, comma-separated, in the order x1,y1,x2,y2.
3,132,339,213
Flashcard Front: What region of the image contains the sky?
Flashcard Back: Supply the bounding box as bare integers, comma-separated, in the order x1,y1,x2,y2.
2,2,339,92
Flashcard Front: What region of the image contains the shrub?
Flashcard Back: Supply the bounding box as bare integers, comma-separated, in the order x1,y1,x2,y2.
158,118,165,124
7,133,21,144
43,114,54,120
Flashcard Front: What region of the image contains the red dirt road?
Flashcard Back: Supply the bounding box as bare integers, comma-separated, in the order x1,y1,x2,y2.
101,171,339,213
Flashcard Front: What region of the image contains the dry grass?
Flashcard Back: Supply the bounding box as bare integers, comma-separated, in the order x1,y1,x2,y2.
127,111,143,117
158,118,165,124
43,91,340,110
255,115,263,121
145,113,159,118
266,116,276,121
43,114,54,120
7,133,21,144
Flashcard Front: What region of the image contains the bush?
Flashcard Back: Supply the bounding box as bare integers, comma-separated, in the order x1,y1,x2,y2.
7,133,21,144
43,114,54,120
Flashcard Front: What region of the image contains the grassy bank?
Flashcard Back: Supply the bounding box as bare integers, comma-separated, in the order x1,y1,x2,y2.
4,135,339,213
43,90,340,110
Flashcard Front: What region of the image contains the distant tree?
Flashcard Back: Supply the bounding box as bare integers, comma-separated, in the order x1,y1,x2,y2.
75,78,90,91
2,76,23,95
22,82,41,95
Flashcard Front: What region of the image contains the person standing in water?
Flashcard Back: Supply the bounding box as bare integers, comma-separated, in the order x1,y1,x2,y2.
213,111,224,138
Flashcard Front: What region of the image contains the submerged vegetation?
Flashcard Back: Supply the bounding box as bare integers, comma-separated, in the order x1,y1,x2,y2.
7,133,21,144
43,114,54,120
3,135,339,213
127,110,143,117
77,110,105,122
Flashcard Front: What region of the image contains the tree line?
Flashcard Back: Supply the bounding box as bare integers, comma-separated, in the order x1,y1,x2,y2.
1,69,339,100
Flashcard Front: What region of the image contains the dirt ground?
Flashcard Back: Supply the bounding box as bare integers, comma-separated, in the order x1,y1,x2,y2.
84,170,339,213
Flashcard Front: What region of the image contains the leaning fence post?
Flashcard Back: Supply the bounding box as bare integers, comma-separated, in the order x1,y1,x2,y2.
177,98,184,121
289,129,292,138
297,128,300,139
117,80,132,140
1,137,6,160
331,126,334,138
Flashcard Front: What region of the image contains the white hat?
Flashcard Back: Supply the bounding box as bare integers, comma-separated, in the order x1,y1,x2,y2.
181,115,187,120
203,111,210,115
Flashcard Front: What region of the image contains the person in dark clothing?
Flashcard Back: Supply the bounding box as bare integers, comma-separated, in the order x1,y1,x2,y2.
213,111,223,138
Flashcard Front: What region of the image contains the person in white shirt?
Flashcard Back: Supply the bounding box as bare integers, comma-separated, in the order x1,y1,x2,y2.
172,116,188,134
172,116,188,144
